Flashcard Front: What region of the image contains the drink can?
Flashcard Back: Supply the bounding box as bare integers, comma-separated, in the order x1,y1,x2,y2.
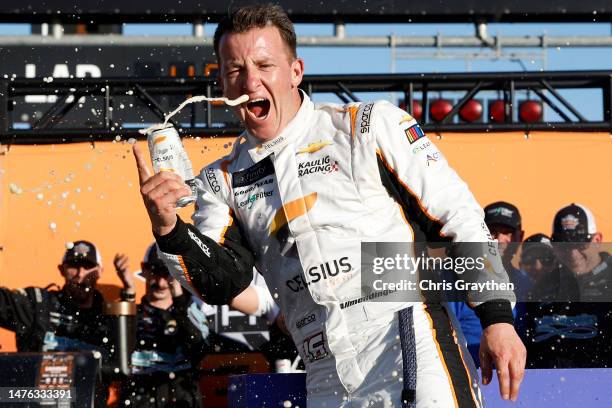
275,359,292,374
146,125,199,207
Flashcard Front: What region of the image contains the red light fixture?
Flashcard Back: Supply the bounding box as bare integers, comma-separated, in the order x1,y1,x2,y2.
398,100,423,121
430,99,453,122
519,100,543,123
489,100,506,123
411,100,423,121
459,99,483,122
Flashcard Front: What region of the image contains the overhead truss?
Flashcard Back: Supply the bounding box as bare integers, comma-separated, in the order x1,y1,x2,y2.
1,70,611,144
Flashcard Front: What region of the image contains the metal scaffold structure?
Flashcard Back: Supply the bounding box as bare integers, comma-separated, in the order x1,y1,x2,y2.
1,0,611,144
1,70,611,144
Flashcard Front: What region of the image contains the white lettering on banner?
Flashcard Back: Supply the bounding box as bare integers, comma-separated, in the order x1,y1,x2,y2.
52,64,69,78
220,305,258,327
25,63,102,103
75,64,102,78
201,304,269,350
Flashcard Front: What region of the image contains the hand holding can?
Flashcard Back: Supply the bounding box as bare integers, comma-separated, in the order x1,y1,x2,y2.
146,125,200,207
134,94,248,235
133,143,192,236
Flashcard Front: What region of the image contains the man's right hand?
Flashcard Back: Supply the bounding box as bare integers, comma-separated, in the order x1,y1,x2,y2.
480,322,526,402
133,143,192,236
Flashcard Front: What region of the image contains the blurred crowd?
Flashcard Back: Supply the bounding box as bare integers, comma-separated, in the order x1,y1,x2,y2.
0,201,609,407
0,239,294,407
449,201,612,369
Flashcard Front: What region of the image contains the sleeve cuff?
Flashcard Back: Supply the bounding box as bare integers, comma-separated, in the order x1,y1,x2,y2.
154,215,187,254
474,300,514,328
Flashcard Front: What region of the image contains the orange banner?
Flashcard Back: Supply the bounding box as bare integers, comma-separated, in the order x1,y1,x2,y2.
0,131,610,351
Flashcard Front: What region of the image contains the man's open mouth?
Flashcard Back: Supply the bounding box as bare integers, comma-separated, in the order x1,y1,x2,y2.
246,98,271,119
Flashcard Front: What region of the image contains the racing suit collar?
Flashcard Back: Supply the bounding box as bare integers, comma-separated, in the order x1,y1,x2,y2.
245,90,314,163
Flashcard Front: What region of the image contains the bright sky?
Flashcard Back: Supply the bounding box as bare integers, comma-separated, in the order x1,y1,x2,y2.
1,22,611,120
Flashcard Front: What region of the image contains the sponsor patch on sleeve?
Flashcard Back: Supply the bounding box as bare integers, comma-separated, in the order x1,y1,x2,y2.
404,123,425,144
426,152,440,166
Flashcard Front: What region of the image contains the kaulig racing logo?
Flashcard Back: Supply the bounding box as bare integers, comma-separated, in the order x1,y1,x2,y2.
298,155,339,177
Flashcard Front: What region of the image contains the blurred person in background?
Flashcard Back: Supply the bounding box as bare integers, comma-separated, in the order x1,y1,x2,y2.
0,240,111,406
484,201,532,298
116,243,293,406
517,233,558,342
520,234,558,301
114,244,209,408
484,201,532,339
523,204,612,368
552,204,611,301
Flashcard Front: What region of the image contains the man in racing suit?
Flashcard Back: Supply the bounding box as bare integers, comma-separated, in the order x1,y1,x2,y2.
133,4,526,407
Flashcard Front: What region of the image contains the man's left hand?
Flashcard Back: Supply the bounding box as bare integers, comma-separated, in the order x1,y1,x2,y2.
479,322,526,401
168,275,184,298
113,253,135,293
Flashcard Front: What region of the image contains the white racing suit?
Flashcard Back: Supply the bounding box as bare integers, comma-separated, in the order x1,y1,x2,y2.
156,92,515,407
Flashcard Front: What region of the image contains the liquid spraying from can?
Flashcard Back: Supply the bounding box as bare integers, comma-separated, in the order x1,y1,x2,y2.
139,94,249,207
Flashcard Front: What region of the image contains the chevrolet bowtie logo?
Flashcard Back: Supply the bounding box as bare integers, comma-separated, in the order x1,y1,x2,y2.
297,140,333,154
399,114,414,125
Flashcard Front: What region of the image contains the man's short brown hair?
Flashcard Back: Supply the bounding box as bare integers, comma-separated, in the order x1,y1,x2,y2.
213,4,297,62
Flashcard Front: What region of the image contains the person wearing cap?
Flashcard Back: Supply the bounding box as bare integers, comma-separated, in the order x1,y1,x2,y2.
483,201,533,343
446,202,532,367
551,203,612,301
484,201,532,298
0,240,111,406
520,234,559,301
515,233,562,343
0,240,108,352
113,244,210,408
522,204,612,368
